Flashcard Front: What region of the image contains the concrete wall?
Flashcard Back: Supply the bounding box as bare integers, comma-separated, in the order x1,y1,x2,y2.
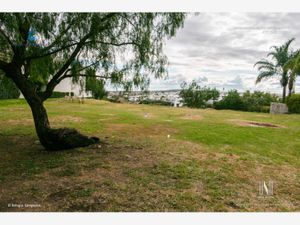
270,102,289,114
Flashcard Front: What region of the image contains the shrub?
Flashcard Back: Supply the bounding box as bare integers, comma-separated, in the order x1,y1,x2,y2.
215,90,279,112
50,91,73,98
261,106,270,113
139,99,173,106
214,90,244,110
241,91,279,112
180,81,220,108
85,77,107,99
286,94,300,113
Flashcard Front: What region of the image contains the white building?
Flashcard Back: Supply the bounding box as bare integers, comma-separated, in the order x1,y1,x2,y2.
20,77,92,98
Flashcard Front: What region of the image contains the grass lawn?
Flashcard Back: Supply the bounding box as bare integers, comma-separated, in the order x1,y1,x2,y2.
0,99,299,212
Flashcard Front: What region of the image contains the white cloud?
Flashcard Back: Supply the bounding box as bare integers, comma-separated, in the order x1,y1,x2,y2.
151,12,300,94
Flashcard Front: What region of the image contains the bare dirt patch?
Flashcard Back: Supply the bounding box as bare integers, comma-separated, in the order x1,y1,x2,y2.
51,116,84,124
255,114,269,118
228,119,284,128
140,112,157,119
180,114,203,120
5,107,27,112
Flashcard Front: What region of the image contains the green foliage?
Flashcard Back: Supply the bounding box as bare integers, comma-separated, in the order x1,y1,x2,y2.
180,81,278,112
50,92,73,98
36,91,73,98
0,13,186,95
180,81,220,108
85,76,107,99
254,38,296,102
285,51,300,95
29,53,57,86
241,91,279,112
179,81,279,113
286,94,300,113
0,72,20,99
215,90,279,112
214,90,244,111
139,99,172,106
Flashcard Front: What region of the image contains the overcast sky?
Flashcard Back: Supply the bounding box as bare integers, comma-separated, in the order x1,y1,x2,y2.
148,12,300,93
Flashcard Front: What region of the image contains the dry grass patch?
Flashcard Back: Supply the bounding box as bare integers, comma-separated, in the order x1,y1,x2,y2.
105,123,177,138
51,115,84,124
0,135,299,212
4,118,33,126
228,119,284,128
180,114,203,121
228,160,300,211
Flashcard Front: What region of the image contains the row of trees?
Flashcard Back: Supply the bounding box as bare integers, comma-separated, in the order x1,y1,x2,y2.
179,81,279,112
214,90,279,112
255,38,300,103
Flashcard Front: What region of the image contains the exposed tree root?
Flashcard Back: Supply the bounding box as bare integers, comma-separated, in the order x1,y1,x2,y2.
44,128,100,151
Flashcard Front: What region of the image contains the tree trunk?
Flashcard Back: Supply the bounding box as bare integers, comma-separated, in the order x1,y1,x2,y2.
282,85,287,103
4,64,99,151
288,74,295,97
288,86,293,97
27,98,99,151
27,97,52,147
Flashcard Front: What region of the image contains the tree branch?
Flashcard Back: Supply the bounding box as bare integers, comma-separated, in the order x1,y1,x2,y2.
73,61,100,73
120,13,137,29
57,61,100,82
86,40,141,48
40,34,91,101
25,17,84,60
30,40,140,61
56,60,104,83
39,13,119,101
26,13,119,60
25,41,81,60
15,14,30,47
40,39,138,101
38,22,74,53
57,73,111,83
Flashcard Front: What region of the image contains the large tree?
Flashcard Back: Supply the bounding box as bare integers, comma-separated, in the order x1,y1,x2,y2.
254,38,295,103
0,13,185,150
285,50,300,96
